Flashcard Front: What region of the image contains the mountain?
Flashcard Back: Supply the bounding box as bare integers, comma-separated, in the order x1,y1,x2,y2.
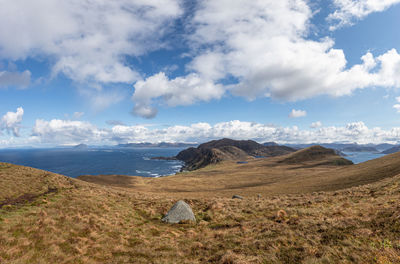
279,145,353,166
375,143,397,152
176,138,295,171
73,143,88,149
382,145,400,154
284,143,385,153
263,141,279,146
118,142,198,148
341,146,379,152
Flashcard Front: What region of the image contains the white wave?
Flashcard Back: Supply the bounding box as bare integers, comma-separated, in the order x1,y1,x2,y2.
135,170,151,174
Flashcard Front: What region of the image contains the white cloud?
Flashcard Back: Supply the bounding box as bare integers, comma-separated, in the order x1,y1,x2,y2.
0,107,24,136
328,0,400,30
7,119,397,146
72,112,84,119
311,121,322,128
32,119,107,145
131,0,400,118
289,109,307,118
0,0,183,86
132,72,224,118
393,96,400,113
0,70,31,88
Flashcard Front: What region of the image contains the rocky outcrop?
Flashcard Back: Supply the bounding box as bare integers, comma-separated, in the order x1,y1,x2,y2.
162,200,196,224
150,156,178,161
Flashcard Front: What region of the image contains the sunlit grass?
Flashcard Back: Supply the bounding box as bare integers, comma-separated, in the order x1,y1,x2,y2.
1,151,400,263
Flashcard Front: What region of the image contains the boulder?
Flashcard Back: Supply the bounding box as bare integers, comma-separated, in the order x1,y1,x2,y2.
162,200,196,224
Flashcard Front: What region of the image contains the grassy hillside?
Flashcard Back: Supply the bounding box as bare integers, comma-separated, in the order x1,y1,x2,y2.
1,151,400,263
79,146,381,198
176,138,295,171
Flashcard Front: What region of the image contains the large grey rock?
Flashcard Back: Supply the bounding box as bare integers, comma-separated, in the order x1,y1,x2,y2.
232,195,243,200
162,200,196,224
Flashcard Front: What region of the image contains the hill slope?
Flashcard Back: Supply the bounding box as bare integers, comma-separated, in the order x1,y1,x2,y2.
382,145,400,154
2,158,400,263
279,145,353,166
79,147,400,199
176,138,295,171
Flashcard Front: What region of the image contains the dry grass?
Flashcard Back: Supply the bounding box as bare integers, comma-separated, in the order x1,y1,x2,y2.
79,151,400,199
1,152,400,263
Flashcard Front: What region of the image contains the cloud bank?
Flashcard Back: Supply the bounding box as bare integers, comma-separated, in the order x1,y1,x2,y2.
0,0,183,85
132,0,400,118
2,119,395,147
1,0,400,119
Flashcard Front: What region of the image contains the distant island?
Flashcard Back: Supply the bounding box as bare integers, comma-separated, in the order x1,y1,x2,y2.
117,142,198,148
73,143,88,149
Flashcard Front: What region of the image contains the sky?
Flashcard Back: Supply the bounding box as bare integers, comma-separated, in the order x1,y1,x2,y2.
1,0,400,147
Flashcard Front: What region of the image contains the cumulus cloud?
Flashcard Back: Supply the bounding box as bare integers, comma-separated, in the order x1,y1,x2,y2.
0,70,31,88
0,0,183,86
0,107,24,136
32,119,107,145
11,118,399,146
289,109,307,118
131,0,400,118
310,121,323,128
328,0,400,30
132,72,224,118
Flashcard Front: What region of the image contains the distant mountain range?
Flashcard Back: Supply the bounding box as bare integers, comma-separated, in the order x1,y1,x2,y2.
382,146,400,154
73,143,88,149
117,142,198,148
73,141,400,154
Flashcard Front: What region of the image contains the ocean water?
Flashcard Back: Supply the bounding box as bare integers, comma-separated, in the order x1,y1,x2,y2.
0,148,386,178
341,151,385,164
0,147,184,178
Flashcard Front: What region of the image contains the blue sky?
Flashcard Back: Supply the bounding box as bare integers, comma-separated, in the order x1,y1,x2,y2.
1,0,400,146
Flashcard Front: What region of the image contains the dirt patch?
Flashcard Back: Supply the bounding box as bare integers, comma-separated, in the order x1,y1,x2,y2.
0,187,58,208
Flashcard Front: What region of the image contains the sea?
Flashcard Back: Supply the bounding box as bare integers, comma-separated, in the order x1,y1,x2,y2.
0,147,185,178
341,151,385,164
0,148,386,178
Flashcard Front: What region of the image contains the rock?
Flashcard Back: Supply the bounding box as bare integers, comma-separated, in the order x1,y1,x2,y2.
232,195,243,200
150,156,177,161
257,194,262,199
162,200,196,224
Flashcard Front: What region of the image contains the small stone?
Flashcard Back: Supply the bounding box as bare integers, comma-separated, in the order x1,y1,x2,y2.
232,195,243,200
162,200,196,224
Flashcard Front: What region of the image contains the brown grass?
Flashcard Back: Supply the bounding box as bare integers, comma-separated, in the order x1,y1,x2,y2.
1,152,400,263
78,150,400,198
